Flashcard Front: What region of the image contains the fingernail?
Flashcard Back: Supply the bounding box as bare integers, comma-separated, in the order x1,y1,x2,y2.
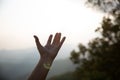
33,35,38,40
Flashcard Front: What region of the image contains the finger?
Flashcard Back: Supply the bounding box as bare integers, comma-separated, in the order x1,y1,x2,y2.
52,33,61,45
46,34,53,45
58,36,66,49
33,35,43,54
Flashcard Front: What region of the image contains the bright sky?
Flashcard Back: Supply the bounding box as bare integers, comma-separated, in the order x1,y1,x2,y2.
0,0,104,50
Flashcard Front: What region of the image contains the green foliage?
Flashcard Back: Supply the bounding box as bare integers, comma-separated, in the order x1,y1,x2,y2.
49,1,120,80
86,0,120,13
70,10,120,80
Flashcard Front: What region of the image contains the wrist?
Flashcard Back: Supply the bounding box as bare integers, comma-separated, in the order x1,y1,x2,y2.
40,57,54,63
39,57,54,70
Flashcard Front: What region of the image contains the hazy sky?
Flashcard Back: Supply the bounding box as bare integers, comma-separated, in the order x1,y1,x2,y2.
0,0,104,50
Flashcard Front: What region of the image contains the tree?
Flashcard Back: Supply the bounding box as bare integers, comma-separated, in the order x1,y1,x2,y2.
85,0,120,13
48,1,120,80
70,8,120,80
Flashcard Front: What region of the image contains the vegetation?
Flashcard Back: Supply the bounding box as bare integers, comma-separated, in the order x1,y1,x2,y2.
86,0,120,13
49,0,120,80
70,14,120,80
48,72,76,80
70,1,120,79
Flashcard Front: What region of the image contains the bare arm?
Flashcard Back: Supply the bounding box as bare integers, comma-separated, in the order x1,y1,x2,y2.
28,33,66,80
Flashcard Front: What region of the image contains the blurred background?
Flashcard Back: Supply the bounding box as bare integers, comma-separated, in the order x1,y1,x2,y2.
0,0,120,80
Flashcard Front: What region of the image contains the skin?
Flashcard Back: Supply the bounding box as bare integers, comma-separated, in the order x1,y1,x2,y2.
28,33,66,80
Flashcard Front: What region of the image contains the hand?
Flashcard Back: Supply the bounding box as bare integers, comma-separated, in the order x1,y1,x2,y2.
28,33,66,80
34,33,66,61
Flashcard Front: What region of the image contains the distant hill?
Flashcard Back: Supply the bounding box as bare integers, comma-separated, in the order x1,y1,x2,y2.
0,58,75,80
47,58,76,79
0,44,74,62
48,72,76,80
0,47,75,80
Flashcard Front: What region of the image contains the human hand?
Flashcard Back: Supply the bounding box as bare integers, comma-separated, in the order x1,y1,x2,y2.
34,33,66,62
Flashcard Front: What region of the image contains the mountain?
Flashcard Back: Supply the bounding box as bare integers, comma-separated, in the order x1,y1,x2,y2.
0,43,74,62
0,46,75,80
47,58,76,79
0,58,75,80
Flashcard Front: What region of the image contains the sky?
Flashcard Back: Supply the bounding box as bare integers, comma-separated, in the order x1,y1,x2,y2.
0,0,104,50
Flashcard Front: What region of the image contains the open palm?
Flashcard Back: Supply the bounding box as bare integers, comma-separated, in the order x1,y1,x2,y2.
34,33,66,61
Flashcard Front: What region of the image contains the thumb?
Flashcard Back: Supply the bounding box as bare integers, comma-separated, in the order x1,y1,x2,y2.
33,35,43,55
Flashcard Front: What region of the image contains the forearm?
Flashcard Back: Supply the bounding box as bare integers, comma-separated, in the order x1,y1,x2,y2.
28,33,66,80
28,58,53,80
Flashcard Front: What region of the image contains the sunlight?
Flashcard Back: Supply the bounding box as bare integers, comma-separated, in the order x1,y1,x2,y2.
0,0,104,50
